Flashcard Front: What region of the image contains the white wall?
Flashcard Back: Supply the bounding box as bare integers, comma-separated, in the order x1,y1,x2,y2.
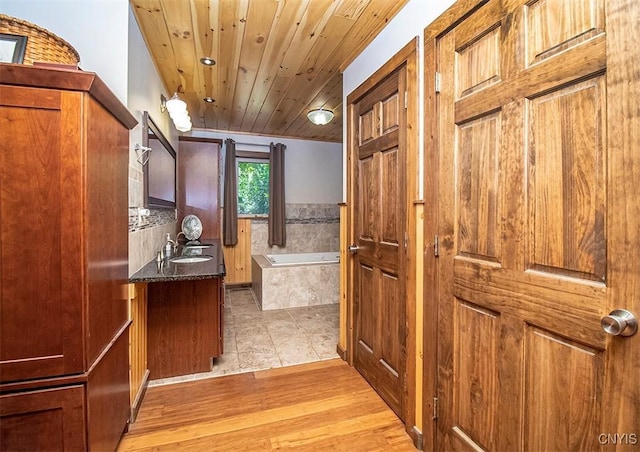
2,0,130,104
342,0,456,199
189,130,343,204
127,5,177,208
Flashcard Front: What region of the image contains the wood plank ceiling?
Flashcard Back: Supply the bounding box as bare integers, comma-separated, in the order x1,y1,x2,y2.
131,0,410,143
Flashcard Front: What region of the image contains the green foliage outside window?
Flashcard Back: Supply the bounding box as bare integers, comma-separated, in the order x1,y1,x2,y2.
237,161,269,215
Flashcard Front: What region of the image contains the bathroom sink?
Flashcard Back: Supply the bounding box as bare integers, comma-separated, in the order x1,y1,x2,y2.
170,255,213,264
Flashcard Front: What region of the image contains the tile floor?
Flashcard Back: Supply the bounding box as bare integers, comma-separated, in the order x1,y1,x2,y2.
149,287,340,386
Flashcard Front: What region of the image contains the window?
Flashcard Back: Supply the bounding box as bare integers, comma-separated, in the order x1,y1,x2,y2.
237,158,269,215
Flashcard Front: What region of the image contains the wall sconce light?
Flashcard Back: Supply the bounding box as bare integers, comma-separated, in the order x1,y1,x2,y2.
307,108,334,126
160,93,192,132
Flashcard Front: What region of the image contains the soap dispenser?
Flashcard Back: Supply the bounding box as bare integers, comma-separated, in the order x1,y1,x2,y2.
163,233,176,259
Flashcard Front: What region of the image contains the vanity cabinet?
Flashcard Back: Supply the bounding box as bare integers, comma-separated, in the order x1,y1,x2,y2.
0,64,136,451
147,277,224,379
129,239,226,381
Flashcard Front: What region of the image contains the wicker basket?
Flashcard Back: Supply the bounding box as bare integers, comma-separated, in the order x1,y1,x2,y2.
0,14,80,65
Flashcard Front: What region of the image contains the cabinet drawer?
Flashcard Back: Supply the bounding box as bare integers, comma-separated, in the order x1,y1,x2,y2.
0,385,86,451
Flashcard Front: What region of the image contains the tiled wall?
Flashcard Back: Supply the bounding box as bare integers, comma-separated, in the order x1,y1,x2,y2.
128,206,177,276
251,203,340,255
128,157,178,276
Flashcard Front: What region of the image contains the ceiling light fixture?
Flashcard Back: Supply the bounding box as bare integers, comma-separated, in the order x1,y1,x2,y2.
161,93,192,132
307,108,334,126
203,97,215,103
200,57,216,66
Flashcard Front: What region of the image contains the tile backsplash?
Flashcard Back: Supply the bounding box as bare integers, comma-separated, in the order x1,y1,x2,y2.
128,208,177,276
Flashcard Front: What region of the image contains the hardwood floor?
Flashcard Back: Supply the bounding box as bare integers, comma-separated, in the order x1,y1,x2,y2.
117,359,416,451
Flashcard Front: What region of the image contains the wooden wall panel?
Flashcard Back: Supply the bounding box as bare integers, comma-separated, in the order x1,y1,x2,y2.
222,218,252,284
338,204,348,358
528,77,606,281
524,326,603,451
128,283,148,422
457,113,501,262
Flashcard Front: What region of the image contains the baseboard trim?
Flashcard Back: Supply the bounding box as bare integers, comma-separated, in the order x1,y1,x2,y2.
130,369,150,423
410,425,423,450
336,344,347,361
225,282,252,289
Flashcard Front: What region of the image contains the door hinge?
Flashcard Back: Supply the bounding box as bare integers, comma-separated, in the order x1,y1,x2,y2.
404,231,408,250
434,235,439,257
404,90,408,109
433,397,438,419
435,72,441,93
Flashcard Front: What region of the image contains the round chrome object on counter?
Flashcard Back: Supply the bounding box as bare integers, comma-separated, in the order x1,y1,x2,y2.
181,214,203,240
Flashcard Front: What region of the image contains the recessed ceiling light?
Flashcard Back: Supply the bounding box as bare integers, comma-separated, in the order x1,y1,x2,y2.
203,97,215,103
200,57,216,66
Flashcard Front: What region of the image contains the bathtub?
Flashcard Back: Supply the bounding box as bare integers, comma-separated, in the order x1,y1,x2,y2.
251,252,340,310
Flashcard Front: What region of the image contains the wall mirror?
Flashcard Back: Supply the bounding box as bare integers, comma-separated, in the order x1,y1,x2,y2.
143,111,177,208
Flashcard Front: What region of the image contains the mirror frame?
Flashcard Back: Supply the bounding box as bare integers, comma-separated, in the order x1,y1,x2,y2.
143,111,177,209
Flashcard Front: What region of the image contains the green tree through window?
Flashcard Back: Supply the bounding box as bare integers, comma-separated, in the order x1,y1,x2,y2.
237,160,269,215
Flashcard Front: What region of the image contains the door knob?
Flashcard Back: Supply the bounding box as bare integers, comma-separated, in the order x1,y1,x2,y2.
601,309,637,337
348,245,359,254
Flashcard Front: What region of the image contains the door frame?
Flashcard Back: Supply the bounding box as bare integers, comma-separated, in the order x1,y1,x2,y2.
421,1,491,450
346,38,420,443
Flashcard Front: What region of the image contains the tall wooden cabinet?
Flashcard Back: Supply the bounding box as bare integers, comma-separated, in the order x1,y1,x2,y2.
0,64,136,451
177,137,222,239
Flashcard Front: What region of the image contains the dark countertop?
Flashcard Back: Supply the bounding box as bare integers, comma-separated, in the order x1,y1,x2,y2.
129,238,226,283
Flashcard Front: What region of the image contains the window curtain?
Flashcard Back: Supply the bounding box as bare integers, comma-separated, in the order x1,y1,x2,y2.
223,138,238,246
268,142,286,247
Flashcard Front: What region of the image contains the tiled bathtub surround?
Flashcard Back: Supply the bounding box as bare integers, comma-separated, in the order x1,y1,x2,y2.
251,203,339,255
252,254,340,310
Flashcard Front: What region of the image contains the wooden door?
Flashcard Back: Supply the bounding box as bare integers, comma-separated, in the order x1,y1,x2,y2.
432,0,640,449
352,66,407,419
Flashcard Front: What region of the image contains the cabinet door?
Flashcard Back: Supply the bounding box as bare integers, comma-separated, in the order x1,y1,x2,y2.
0,385,86,451
0,86,84,382
177,138,221,239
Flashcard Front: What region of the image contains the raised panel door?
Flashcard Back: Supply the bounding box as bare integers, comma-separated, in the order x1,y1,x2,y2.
352,67,407,419
433,0,639,449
